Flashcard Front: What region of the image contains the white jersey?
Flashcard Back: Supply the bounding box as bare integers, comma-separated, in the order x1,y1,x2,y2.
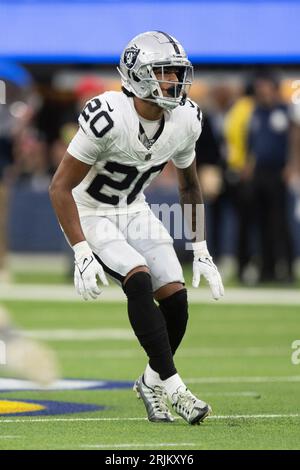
67,90,202,216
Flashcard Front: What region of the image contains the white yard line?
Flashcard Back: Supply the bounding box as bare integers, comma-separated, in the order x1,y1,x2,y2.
1,284,300,304
81,443,197,448
0,417,147,423
58,346,288,357
184,376,300,384
0,414,300,424
25,329,134,341
210,414,300,419
8,254,68,273
202,392,261,397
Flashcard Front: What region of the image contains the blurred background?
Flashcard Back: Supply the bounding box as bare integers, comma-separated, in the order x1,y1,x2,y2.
1,0,300,288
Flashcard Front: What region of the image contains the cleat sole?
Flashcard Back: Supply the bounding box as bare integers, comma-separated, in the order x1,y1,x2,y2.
190,406,212,425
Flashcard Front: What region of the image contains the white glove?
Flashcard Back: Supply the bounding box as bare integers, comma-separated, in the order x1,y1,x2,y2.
73,241,109,301
192,241,224,300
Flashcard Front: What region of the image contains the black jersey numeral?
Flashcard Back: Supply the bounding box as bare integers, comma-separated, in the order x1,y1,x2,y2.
196,106,202,122
87,162,138,205
81,98,114,138
86,161,166,205
126,163,166,204
187,99,202,122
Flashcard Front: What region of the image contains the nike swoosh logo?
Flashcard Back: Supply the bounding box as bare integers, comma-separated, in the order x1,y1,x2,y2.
199,258,214,268
106,101,114,112
79,256,93,274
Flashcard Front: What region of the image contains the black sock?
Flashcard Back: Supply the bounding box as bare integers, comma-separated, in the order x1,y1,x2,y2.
123,271,176,380
159,289,188,355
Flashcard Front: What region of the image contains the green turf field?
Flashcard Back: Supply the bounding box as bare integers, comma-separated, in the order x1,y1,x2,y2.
0,299,300,450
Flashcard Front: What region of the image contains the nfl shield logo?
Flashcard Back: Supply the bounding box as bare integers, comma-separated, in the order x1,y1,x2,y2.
124,47,140,69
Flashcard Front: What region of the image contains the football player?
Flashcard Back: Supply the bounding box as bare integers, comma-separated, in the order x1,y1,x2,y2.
0,305,59,385
49,31,224,425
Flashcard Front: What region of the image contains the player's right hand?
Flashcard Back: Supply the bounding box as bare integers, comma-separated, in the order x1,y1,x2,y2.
192,240,224,301
73,241,109,300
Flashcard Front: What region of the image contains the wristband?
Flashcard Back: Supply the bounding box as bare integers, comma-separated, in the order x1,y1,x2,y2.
192,241,207,252
73,240,93,259
192,240,210,258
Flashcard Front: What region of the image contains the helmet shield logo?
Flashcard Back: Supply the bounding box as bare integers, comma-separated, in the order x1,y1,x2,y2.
124,47,140,69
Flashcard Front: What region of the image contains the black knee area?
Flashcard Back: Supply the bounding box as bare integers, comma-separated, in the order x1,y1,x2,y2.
123,271,152,299
123,271,176,379
124,271,163,335
159,288,188,321
159,288,188,355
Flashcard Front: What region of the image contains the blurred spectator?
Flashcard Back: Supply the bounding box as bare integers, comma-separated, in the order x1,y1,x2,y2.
49,75,106,172
11,127,50,191
0,104,14,281
247,73,294,283
61,75,106,132
286,101,300,278
3,68,300,285
195,113,224,258
224,82,256,283
0,77,36,281
75,75,106,110
196,83,237,280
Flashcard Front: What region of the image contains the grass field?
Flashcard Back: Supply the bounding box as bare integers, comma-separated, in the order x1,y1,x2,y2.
0,296,300,450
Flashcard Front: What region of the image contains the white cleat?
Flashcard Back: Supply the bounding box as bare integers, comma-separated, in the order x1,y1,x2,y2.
134,376,174,423
171,387,212,425
133,378,141,398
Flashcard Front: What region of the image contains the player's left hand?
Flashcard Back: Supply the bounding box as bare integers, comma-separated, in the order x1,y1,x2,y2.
192,241,224,300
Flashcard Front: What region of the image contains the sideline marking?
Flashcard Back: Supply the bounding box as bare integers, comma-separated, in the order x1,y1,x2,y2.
0,376,299,392
58,346,288,357
1,284,299,304
25,329,134,341
0,377,132,392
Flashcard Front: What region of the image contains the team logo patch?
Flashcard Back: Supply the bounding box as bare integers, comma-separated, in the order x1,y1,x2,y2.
123,47,140,69
0,399,105,416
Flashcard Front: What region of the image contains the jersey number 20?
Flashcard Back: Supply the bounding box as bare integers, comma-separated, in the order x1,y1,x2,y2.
87,161,166,205
81,98,113,138
81,98,166,206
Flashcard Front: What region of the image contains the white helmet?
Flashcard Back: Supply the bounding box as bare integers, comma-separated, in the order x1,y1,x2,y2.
118,31,193,110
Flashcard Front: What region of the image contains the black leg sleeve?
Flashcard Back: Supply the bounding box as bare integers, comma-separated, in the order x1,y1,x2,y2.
159,288,188,356
123,271,176,380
